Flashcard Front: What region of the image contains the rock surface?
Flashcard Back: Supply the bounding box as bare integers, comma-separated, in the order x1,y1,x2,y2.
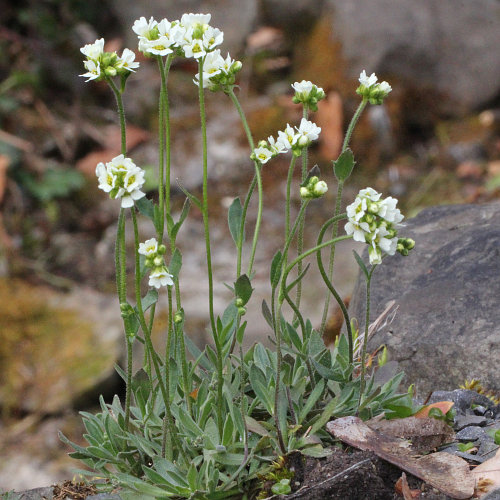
326,0,500,113
349,202,500,396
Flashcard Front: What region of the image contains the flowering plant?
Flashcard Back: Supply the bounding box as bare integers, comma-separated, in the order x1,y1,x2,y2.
61,12,415,498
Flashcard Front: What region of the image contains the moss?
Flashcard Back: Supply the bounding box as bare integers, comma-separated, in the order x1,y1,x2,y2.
0,278,112,415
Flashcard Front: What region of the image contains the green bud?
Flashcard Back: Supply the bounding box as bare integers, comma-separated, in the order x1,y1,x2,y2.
145,257,154,268
405,238,415,250
300,186,311,199
235,297,244,307
258,140,268,148
367,202,379,214
153,256,163,267
104,66,117,77
158,244,167,255
307,176,319,187
232,60,242,73
237,306,246,316
365,214,374,224
174,312,183,324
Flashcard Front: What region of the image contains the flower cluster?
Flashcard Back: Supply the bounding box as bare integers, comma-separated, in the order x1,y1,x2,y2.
291,80,325,112
193,49,242,91
345,188,404,265
300,176,328,200
80,39,139,82
251,118,321,164
132,13,223,59
138,238,174,289
356,70,392,105
95,154,146,208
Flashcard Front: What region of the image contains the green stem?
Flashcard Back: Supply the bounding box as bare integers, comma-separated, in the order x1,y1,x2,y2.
162,55,174,218
285,156,298,247
359,265,376,408
295,106,309,315
125,340,133,428
157,56,166,237
198,58,223,438
162,286,174,457
247,163,263,277
320,98,368,334
106,77,126,155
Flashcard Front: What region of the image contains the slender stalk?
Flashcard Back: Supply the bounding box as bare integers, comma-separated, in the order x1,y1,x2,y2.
320,98,368,334
359,265,376,407
157,56,166,237
198,58,223,437
246,164,263,276
162,286,174,456
285,156,298,246
162,55,174,217
295,105,309,314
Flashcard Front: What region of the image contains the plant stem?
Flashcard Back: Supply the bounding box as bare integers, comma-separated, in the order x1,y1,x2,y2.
359,265,376,408
285,156,298,247
198,58,223,438
320,98,368,334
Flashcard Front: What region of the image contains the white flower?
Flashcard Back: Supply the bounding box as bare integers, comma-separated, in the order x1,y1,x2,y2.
180,13,211,29
95,154,146,208
203,26,223,51
295,118,321,147
276,124,296,150
344,219,370,243
149,268,174,288
96,162,115,192
378,81,392,94
267,135,287,155
292,80,314,95
141,36,175,56
80,59,101,81
139,238,158,257
184,38,206,58
378,196,403,223
132,17,158,38
117,48,140,72
253,146,273,164
358,70,378,88
80,38,105,60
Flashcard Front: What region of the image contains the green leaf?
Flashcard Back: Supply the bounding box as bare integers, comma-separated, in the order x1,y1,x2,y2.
171,198,191,240
244,416,271,437
249,364,274,413
300,445,332,458
236,320,247,344
261,299,274,329
234,274,253,305
333,148,355,182
141,289,159,311
177,181,202,210
299,379,325,423
286,322,302,351
169,248,182,278
270,250,283,288
135,196,155,221
228,197,243,244
353,250,369,278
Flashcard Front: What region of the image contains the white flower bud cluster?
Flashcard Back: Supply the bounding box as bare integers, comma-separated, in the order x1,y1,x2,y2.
251,118,321,164
356,70,392,105
300,176,328,200
80,39,140,82
291,80,325,112
95,154,146,208
345,188,404,265
138,237,174,289
132,13,223,60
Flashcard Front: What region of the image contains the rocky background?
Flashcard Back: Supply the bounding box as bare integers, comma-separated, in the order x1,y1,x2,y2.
1,0,500,491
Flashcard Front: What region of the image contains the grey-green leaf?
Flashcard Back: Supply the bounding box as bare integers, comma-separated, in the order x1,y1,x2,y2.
333,148,355,182
228,197,243,244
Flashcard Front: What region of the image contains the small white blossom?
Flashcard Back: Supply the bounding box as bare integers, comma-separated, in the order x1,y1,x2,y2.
117,48,140,72
80,38,105,60
292,80,314,96
253,146,273,164
358,70,378,88
267,135,287,155
277,124,296,150
149,268,174,288
132,16,158,38
313,180,328,196
139,238,159,257
80,59,101,82
295,118,321,147
180,13,211,28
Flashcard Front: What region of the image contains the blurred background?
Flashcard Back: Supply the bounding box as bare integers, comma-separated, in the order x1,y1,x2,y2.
1,0,499,491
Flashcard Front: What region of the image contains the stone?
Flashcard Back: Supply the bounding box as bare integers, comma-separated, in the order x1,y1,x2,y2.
483,489,500,500
428,390,494,415
0,279,123,414
456,426,486,442
349,203,500,397
325,0,500,113
455,415,488,432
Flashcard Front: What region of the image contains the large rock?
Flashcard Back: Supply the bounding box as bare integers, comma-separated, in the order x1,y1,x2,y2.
326,0,500,113
349,202,500,396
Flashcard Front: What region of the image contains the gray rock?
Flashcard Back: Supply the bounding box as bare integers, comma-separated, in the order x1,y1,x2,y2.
456,426,486,441
349,203,500,396
3,487,53,499
478,440,500,461
109,0,257,55
483,489,500,500
429,390,493,414
455,415,488,431
326,0,500,113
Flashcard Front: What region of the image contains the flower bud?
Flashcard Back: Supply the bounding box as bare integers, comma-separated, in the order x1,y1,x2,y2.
104,66,117,77
157,244,167,255
174,312,183,324
367,202,379,214
300,186,311,199
237,306,247,316
232,60,242,73
312,180,328,197
235,297,244,307
298,135,309,148
405,238,415,250
308,176,319,187
258,140,268,148
153,256,163,267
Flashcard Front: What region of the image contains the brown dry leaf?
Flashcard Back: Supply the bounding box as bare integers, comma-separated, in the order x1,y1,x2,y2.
315,91,343,160
395,472,420,499
472,447,500,497
76,149,119,177
327,416,474,499
366,416,455,454
414,401,454,419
